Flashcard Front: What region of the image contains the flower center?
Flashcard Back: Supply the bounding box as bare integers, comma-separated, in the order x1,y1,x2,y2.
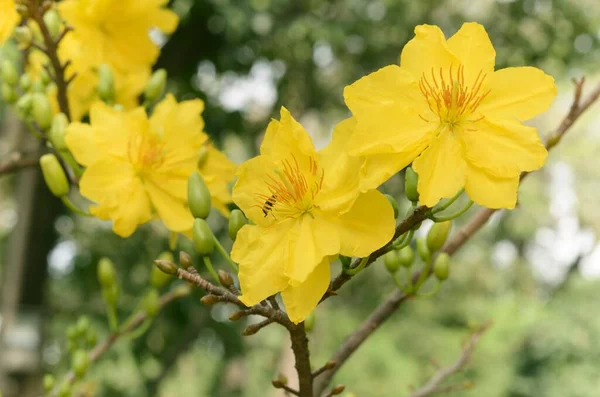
419,65,490,130
127,131,167,175
256,155,324,220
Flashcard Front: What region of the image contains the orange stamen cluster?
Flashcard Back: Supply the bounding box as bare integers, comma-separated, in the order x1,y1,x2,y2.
419,65,490,127
128,132,167,174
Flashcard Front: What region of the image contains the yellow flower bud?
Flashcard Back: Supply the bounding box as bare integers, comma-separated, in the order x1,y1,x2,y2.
1,60,19,86
383,250,401,274
384,194,399,219
144,68,167,103
228,209,248,240
43,9,62,39
151,252,174,287
397,246,415,268
39,154,69,197
31,92,53,129
144,289,160,317
97,64,115,103
97,258,117,288
188,171,211,219
13,26,32,47
49,113,69,150
416,236,430,263
404,166,419,203
304,312,315,332
2,83,17,104
426,221,452,253
433,253,450,281
192,218,215,256
43,374,55,392
71,349,89,379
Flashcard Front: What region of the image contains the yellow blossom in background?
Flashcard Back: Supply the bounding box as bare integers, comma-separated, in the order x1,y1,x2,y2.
0,0,19,45
344,22,557,209
200,144,237,216
231,108,395,323
65,95,235,237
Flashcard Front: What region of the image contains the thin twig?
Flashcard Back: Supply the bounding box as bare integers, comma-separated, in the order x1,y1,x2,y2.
0,153,39,175
312,361,336,378
242,318,275,336
408,324,490,397
314,78,600,396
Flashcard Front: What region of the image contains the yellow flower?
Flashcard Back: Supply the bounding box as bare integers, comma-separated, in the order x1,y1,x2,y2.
231,108,395,323
65,94,235,237
344,23,557,209
0,0,19,45
58,0,178,74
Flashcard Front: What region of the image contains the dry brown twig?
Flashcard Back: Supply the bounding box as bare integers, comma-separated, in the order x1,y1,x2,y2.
313,77,600,396
0,152,39,175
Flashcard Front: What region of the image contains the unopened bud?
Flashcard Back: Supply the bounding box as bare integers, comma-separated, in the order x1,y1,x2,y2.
14,26,32,47
192,218,215,256
433,253,450,281
331,385,346,395
217,270,234,288
16,93,32,118
151,252,174,287
43,9,61,39
19,74,31,91
277,374,288,384
39,67,51,85
229,310,247,321
271,380,285,388
86,328,98,346
228,209,247,240
2,83,17,103
1,60,18,86
66,325,77,341
75,316,90,336
397,246,415,268
30,79,45,93
102,283,119,307
188,171,211,219
385,194,399,219
200,295,219,305
43,374,55,392
72,349,89,379
97,258,117,288
179,251,193,269
16,4,28,17
426,221,451,253
154,259,178,275
405,167,419,203
197,145,209,169
96,64,115,103
32,92,53,129
304,311,315,332
416,236,430,263
49,112,69,150
144,289,160,317
40,154,69,197
144,68,167,103
383,250,401,274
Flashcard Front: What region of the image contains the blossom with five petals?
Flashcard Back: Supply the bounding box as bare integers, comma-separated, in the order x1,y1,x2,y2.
344,23,557,209
231,108,395,323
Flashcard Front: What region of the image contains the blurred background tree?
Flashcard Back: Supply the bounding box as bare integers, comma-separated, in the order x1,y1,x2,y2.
1,0,600,396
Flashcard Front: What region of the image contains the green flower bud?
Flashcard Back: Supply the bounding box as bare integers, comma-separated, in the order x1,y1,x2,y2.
13,26,32,47
43,9,62,39
40,154,69,197
67,339,77,353
339,255,352,268
49,113,69,150
31,92,53,129
39,67,51,86
433,253,450,281
102,283,119,307
19,74,31,91
404,166,419,203
97,258,117,288
383,250,401,274
144,289,160,317
144,68,167,103
66,325,78,341
197,145,209,169
72,349,89,379
1,60,18,86
43,374,55,392
16,93,33,118
58,381,71,397
304,312,315,332
192,218,215,256
416,236,430,263
153,259,178,275
86,328,98,346
228,209,248,240
188,171,211,219
96,64,115,103
384,194,399,219
1,83,17,103
426,221,452,253
75,316,90,336
397,246,415,268
30,80,45,93
151,252,174,287
179,251,193,269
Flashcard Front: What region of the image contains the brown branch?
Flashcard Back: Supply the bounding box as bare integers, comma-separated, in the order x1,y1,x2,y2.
407,324,490,397
0,153,39,175
289,323,314,397
49,287,190,396
314,78,600,396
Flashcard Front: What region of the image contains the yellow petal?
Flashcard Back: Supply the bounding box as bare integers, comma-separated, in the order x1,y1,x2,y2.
459,116,547,178
233,222,292,306
315,118,364,213
465,164,519,209
201,145,236,216
358,152,416,192
400,24,460,79
285,214,340,285
0,0,19,45
153,95,207,154
80,158,152,237
413,132,466,207
331,190,396,258
446,22,495,82
479,67,557,121
65,122,99,166
282,258,330,324
144,179,194,232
